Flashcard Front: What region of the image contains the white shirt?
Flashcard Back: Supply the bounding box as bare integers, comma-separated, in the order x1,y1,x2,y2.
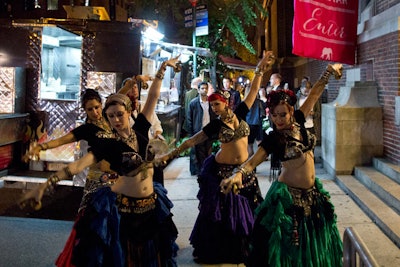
200,98,210,128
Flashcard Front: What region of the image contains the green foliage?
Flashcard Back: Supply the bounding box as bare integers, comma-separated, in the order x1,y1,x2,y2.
129,0,269,74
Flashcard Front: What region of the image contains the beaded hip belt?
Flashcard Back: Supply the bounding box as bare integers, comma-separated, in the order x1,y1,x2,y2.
287,186,319,217
117,192,157,214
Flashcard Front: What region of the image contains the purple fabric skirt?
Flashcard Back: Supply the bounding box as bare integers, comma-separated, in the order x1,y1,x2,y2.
189,155,263,264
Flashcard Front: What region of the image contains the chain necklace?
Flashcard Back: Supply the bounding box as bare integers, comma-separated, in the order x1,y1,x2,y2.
219,110,234,124
87,117,112,132
116,129,138,151
280,123,301,141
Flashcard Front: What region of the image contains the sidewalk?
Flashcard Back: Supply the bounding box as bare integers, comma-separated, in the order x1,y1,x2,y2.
0,152,398,266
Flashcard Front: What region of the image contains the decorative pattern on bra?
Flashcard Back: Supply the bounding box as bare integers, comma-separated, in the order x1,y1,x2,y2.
281,124,316,160
218,119,250,143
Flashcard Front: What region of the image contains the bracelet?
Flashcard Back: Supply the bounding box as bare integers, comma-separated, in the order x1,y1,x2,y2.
39,143,48,150
233,166,250,178
45,174,60,193
254,67,264,77
155,70,165,80
171,147,181,158
63,166,73,179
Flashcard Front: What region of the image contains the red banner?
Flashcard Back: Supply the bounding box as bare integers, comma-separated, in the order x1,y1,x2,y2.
292,0,359,65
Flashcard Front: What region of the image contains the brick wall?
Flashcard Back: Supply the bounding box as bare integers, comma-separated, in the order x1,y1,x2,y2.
375,0,400,14
358,30,400,163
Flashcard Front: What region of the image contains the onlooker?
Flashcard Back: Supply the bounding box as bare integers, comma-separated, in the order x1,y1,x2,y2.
294,76,309,94
222,77,241,111
295,80,315,135
183,77,202,133
269,73,282,91
245,85,266,158
184,77,203,175
187,82,216,175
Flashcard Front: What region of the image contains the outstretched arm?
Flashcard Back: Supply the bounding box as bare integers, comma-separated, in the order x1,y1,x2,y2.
23,132,77,162
300,63,342,118
19,152,97,210
155,131,209,165
220,146,269,194
243,51,275,109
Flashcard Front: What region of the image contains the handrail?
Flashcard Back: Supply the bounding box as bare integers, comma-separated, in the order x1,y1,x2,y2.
343,227,379,267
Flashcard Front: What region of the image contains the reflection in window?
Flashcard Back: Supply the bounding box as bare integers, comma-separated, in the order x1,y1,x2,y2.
40,26,82,100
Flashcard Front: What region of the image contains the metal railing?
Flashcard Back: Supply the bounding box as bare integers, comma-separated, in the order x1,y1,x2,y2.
343,227,379,267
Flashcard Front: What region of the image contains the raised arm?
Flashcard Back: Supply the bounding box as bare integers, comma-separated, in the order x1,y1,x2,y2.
300,63,342,118
141,55,181,122
243,51,275,109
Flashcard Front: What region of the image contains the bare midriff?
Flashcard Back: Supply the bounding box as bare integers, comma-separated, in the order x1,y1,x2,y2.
111,168,154,197
215,138,249,165
279,150,315,189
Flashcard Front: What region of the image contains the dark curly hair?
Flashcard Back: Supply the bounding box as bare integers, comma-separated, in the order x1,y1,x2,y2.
81,88,101,109
266,89,297,109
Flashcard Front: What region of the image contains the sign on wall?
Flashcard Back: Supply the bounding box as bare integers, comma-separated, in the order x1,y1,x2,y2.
292,0,359,65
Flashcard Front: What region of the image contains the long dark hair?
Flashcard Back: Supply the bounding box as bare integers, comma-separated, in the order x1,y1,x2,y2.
81,89,102,109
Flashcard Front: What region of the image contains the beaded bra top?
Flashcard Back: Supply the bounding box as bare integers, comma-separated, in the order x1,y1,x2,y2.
218,119,250,143
279,123,316,161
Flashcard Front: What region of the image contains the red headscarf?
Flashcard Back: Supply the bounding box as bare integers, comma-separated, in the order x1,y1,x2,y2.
207,90,230,103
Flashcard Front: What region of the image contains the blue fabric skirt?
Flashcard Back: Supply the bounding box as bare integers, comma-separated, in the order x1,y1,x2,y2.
56,182,178,267
189,155,263,264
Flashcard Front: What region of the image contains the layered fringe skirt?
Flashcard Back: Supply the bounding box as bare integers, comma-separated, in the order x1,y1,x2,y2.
246,178,343,267
189,155,263,264
56,182,178,267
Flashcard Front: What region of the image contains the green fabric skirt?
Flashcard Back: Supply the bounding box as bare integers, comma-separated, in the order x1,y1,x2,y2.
247,178,343,267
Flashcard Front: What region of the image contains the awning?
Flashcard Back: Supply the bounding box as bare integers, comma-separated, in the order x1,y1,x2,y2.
219,55,256,70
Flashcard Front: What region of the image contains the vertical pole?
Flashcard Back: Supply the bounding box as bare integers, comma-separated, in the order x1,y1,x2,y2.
190,0,198,77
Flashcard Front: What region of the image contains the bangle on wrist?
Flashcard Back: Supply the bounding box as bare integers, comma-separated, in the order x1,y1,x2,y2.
233,166,250,178
39,143,48,150
171,147,181,158
254,67,264,77
155,70,165,80
45,174,60,193
63,166,73,179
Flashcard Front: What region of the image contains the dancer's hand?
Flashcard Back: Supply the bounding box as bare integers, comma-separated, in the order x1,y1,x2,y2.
256,50,276,73
220,173,243,195
18,183,47,210
328,63,343,79
22,144,42,163
162,55,182,72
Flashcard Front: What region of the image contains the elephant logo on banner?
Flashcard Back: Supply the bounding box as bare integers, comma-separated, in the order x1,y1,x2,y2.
321,47,333,60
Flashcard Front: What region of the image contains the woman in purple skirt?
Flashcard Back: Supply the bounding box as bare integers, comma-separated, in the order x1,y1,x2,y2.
157,51,275,264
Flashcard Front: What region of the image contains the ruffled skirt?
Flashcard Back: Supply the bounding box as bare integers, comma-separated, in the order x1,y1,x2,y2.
247,178,343,267
189,155,263,264
56,182,178,267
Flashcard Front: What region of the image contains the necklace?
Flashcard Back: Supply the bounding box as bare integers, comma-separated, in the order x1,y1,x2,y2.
219,110,234,124
116,129,138,151
280,123,301,140
88,117,112,132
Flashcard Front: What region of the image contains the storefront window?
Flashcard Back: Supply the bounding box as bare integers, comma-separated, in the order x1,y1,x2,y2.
40,26,82,100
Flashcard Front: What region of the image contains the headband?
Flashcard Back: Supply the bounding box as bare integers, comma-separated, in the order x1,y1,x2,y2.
105,93,132,112
266,89,297,108
208,90,230,103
